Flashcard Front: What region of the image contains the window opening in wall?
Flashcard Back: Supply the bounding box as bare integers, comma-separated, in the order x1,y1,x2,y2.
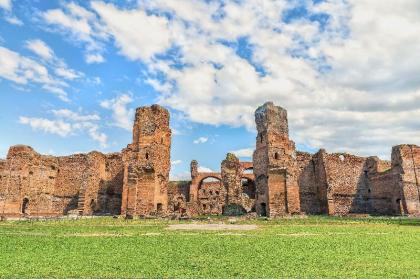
260,203,267,217
146,153,149,160
275,152,279,160
21,198,29,214
157,203,163,212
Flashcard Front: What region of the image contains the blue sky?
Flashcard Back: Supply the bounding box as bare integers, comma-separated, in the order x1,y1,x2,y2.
1,0,420,179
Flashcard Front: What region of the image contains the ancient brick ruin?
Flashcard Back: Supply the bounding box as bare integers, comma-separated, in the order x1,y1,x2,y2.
0,102,419,218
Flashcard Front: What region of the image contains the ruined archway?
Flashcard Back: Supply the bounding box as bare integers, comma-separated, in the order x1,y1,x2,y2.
241,177,256,199
21,198,29,214
198,176,223,214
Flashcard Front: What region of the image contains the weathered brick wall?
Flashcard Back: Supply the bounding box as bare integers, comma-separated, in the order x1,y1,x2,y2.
54,153,90,215
79,152,123,216
221,153,242,205
1,102,418,218
197,181,225,214
391,145,420,215
296,151,323,214
168,181,190,214
0,145,124,217
0,146,78,216
320,152,369,215
365,156,400,215
253,102,300,217
121,105,171,216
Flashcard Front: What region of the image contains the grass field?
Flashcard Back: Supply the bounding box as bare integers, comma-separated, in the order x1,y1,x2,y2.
0,216,419,278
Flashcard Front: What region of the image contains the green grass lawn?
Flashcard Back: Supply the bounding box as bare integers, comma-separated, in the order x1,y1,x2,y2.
0,216,419,278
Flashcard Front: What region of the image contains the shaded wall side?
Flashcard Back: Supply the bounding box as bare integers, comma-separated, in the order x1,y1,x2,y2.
322,153,368,215
296,151,322,214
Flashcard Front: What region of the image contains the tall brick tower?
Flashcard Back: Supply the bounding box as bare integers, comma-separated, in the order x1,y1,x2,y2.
253,102,300,217
121,105,171,216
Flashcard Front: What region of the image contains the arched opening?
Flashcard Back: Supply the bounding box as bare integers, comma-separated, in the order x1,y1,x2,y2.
241,178,256,199
260,203,267,217
21,198,29,214
243,167,253,174
198,176,222,191
90,199,96,213
145,152,149,160
157,203,163,213
396,198,403,215
198,176,222,214
260,134,263,143
274,152,279,160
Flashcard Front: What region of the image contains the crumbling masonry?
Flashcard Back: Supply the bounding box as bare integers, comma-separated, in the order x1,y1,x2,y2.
0,102,419,218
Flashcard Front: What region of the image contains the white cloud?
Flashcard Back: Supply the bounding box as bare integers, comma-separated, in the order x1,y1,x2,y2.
41,2,106,64
0,0,11,11
82,0,420,158
91,1,171,62
0,40,83,100
25,39,54,60
54,67,81,80
170,171,190,181
171,160,182,165
19,116,72,137
51,109,100,122
5,15,23,26
37,1,420,158
100,94,134,130
19,109,107,147
0,46,69,101
197,166,213,173
85,53,105,64
231,148,254,158
193,137,208,144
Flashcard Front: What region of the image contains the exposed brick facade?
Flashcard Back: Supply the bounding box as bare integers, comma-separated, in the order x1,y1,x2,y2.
121,105,171,217
1,102,419,218
253,102,300,217
252,102,420,217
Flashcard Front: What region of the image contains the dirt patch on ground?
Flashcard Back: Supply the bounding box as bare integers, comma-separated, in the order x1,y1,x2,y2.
167,224,258,231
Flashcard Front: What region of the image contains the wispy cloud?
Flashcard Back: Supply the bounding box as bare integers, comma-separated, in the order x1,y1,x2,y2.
0,46,69,101
69,0,420,158
231,148,254,158
41,2,107,64
193,137,208,144
19,109,107,147
0,0,11,11
100,94,134,131
25,39,54,60
171,160,182,165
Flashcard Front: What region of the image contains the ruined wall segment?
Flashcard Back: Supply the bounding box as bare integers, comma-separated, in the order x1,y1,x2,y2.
0,146,60,216
76,152,123,216
168,181,190,215
296,151,323,214
121,105,171,217
364,156,400,215
221,153,242,205
0,145,124,217
2,102,419,218
391,145,420,215
319,152,369,215
253,102,300,217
